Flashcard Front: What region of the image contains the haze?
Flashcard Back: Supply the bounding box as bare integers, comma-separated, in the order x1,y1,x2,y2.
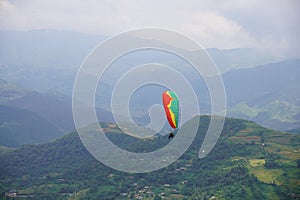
0,0,299,59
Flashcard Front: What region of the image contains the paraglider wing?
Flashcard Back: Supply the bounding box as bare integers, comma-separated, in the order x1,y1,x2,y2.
162,91,179,129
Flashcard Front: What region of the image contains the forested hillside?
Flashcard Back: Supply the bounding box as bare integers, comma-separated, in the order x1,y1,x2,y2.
0,116,299,199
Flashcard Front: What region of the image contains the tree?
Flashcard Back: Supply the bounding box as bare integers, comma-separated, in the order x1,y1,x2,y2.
265,153,279,168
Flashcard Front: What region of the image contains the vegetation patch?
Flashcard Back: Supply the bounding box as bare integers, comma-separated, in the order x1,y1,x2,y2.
249,159,265,167
229,102,260,118
249,167,284,185
68,188,90,200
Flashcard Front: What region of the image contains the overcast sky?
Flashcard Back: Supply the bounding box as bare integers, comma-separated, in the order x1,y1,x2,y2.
0,0,299,58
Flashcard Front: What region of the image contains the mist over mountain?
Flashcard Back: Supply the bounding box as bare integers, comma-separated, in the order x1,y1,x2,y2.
224,59,300,130
0,79,29,103
207,48,279,72
0,30,299,141
0,79,117,147
0,29,280,71
0,30,105,94
0,105,62,147
0,30,105,69
97,58,300,131
7,91,75,132
0,30,280,100
224,59,300,106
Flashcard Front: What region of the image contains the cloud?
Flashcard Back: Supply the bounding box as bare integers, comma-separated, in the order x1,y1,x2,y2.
178,11,256,49
0,0,29,29
0,0,299,58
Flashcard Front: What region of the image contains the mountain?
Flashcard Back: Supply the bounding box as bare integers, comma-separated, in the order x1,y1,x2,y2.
0,30,282,94
0,77,115,130
224,59,300,105
0,30,105,69
7,91,75,132
0,80,70,147
0,79,29,104
287,127,300,134
0,105,63,147
0,116,299,199
0,30,105,94
0,80,115,147
0,79,75,132
6,91,115,131
224,59,300,131
0,63,79,95
0,30,277,72
98,59,300,131
206,48,279,72
1,30,299,131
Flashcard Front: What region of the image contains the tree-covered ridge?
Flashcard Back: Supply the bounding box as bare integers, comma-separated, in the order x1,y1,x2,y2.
0,116,299,199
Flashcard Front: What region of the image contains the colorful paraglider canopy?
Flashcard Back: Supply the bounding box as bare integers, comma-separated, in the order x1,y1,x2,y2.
162,91,179,129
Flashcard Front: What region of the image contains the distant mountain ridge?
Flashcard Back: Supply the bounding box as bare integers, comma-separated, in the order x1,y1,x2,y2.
206,48,279,72
0,30,299,132
224,59,300,105
99,59,300,131
224,59,300,130
0,105,62,147
0,30,280,72
0,79,116,147
0,30,105,69
0,79,28,103
7,91,75,132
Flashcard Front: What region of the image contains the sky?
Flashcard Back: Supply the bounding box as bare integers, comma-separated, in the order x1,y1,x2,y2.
0,0,299,59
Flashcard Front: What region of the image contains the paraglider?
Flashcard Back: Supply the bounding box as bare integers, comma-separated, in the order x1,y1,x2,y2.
162,91,179,139
168,132,174,139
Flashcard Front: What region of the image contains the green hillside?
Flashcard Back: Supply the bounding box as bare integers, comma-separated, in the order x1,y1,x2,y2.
229,100,300,131
0,116,299,199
